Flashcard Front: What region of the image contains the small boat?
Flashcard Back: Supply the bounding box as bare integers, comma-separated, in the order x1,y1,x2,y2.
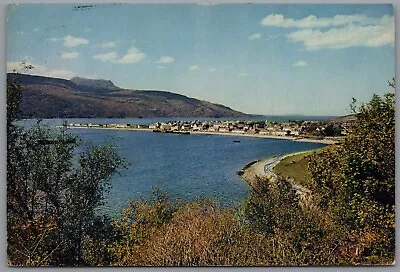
233,140,241,143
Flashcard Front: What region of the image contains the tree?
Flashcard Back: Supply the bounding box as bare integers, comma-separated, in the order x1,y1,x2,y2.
243,176,342,265
244,176,300,234
7,73,124,266
323,124,343,137
308,81,395,260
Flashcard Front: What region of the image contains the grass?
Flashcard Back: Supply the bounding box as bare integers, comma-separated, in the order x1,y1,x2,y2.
273,145,337,188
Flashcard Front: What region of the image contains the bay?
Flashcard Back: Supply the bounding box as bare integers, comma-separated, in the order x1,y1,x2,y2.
21,118,326,216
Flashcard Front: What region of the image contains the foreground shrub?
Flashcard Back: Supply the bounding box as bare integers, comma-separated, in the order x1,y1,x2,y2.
7,73,124,266
243,176,350,265
308,89,395,263
111,182,349,266
115,200,271,266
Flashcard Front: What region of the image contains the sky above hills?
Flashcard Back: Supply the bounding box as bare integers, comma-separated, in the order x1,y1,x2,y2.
7,3,394,116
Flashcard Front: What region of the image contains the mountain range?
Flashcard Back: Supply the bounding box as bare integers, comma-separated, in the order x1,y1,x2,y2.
7,73,248,118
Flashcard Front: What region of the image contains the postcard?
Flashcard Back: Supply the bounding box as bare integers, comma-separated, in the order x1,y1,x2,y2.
6,3,395,266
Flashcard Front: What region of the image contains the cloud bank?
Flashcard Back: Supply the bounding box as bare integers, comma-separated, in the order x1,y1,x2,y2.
7,60,75,79
261,13,394,50
61,51,79,59
117,47,147,64
157,56,175,64
293,60,307,67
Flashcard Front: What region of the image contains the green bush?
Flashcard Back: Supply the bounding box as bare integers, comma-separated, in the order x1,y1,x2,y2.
308,87,395,262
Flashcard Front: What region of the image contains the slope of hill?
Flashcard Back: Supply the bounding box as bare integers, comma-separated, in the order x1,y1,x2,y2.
329,114,357,124
7,73,248,118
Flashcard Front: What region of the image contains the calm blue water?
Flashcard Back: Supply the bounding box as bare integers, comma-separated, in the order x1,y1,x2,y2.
20,118,325,216
72,129,324,216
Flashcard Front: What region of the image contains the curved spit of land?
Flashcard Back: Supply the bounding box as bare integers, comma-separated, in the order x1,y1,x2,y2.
238,150,314,199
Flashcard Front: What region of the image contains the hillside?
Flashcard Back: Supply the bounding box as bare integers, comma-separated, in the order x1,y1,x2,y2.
329,114,357,124
7,73,248,118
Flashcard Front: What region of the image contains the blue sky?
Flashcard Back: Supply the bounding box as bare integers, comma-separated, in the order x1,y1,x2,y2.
7,4,394,116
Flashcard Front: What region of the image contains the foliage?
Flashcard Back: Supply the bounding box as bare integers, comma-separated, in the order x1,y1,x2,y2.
243,176,345,265
323,124,343,136
244,176,300,234
7,75,124,266
7,214,59,266
7,73,23,125
247,120,266,128
308,86,395,261
111,195,273,266
108,179,348,266
132,201,260,266
109,188,182,265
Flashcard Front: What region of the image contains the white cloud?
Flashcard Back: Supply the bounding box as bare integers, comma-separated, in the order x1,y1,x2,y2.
117,47,146,64
6,61,19,71
46,69,75,79
92,51,118,61
101,41,117,48
92,41,118,48
293,60,308,67
288,18,394,50
57,35,89,47
238,72,250,77
260,13,395,50
7,61,42,73
7,60,74,79
33,28,39,32
248,33,261,40
82,74,101,79
61,51,79,59
260,13,379,29
157,56,175,64
208,67,216,72
158,65,166,69
189,65,199,71
84,26,92,32
92,47,147,64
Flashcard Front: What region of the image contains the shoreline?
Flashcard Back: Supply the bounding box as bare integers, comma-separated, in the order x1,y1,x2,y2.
58,125,340,145
238,150,313,189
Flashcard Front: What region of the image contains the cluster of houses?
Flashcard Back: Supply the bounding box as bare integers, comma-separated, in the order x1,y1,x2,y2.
144,120,349,137
66,119,352,138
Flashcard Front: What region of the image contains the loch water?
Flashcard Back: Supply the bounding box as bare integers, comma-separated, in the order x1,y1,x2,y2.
21,118,326,216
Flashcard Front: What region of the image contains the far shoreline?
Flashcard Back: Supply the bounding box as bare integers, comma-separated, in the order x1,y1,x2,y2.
58,125,340,145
